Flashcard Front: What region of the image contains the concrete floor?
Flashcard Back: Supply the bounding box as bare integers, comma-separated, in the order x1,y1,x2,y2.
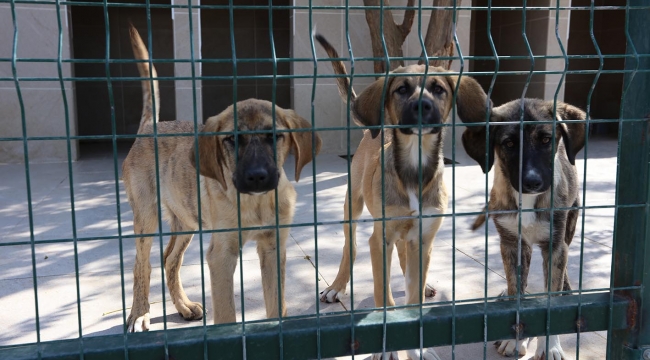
0,137,618,359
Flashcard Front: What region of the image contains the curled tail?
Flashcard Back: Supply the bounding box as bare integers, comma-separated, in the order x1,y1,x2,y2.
470,205,489,231
129,23,159,133
313,33,362,125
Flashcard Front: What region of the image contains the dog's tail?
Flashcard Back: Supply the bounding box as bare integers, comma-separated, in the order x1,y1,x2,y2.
313,32,362,124
129,23,160,132
470,205,489,231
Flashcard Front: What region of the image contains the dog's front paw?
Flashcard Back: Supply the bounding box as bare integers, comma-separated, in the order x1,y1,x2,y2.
407,347,441,360
176,300,204,321
126,311,151,332
371,351,399,360
425,284,437,298
320,285,345,303
495,338,529,357
534,335,570,360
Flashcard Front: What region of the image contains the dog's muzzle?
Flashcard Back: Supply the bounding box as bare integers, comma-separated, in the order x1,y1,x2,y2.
400,98,442,135
234,165,280,195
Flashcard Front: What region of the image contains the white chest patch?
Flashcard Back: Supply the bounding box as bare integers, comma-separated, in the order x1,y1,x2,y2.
405,207,442,243
408,190,420,214
512,191,538,228
403,136,428,168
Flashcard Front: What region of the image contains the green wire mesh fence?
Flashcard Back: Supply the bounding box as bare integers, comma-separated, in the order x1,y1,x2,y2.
0,1,649,359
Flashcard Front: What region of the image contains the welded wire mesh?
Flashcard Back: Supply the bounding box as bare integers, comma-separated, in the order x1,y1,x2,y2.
0,1,649,360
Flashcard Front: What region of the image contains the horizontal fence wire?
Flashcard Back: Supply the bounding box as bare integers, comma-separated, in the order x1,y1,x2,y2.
0,1,648,360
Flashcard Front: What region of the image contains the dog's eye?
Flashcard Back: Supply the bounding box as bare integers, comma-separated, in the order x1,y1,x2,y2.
432,84,444,94
224,135,235,144
541,136,552,144
505,141,515,148
266,133,284,142
396,85,409,95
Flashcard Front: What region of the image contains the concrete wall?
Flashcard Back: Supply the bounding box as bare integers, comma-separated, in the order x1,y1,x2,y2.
1,3,592,163
0,3,77,163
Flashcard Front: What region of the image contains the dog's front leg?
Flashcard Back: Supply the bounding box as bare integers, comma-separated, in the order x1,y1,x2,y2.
403,236,441,360
257,229,288,319
404,237,434,305
494,232,533,357
207,233,240,324
369,231,396,308
535,236,571,360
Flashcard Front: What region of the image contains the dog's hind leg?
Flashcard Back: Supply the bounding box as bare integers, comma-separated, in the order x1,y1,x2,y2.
164,216,203,321
127,209,158,332
320,189,364,303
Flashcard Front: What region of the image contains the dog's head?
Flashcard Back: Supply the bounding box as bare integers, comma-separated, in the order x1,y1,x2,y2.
190,99,322,195
351,65,491,138
461,98,587,194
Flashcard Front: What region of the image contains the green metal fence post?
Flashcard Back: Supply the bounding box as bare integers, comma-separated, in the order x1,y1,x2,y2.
609,1,650,358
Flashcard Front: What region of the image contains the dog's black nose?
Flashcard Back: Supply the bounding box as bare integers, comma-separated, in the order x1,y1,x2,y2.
244,167,269,187
410,99,433,115
522,171,544,193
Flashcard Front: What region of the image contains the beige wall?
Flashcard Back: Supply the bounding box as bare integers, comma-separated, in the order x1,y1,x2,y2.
173,0,203,123
0,3,77,163
292,2,472,156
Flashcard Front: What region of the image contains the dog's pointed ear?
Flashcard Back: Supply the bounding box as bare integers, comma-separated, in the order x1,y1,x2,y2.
462,126,496,174
189,114,228,189
352,76,393,138
446,75,492,124
279,109,322,182
553,103,587,165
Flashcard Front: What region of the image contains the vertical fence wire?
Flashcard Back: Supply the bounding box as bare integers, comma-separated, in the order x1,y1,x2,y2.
607,0,639,356
377,2,389,358
342,1,357,358
53,0,85,357
483,1,499,359
514,1,536,357
267,2,285,358
225,2,248,358
307,2,323,358
184,1,210,359
415,3,427,359
9,0,42,358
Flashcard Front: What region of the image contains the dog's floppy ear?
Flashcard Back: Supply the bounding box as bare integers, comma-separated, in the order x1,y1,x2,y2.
189,114,228,189
448,75,495,173
446,75,492,124
554,103,587,165
462,126,496,174
278,109,323,181
352,76,394,138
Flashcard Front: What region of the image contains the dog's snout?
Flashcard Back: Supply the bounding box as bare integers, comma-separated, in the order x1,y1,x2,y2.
522,170,544,193
245,167,268,186
410,99,434,115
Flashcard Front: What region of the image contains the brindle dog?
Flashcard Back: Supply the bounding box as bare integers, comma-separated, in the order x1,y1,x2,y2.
462,99,586,360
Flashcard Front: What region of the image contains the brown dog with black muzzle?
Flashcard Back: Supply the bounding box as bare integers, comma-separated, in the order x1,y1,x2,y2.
461,99,586,360
315,33,490,360
122,25,321,332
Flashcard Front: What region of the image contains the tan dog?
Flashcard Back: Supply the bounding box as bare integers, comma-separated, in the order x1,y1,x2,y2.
315,34,489,360
122,25,321,332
